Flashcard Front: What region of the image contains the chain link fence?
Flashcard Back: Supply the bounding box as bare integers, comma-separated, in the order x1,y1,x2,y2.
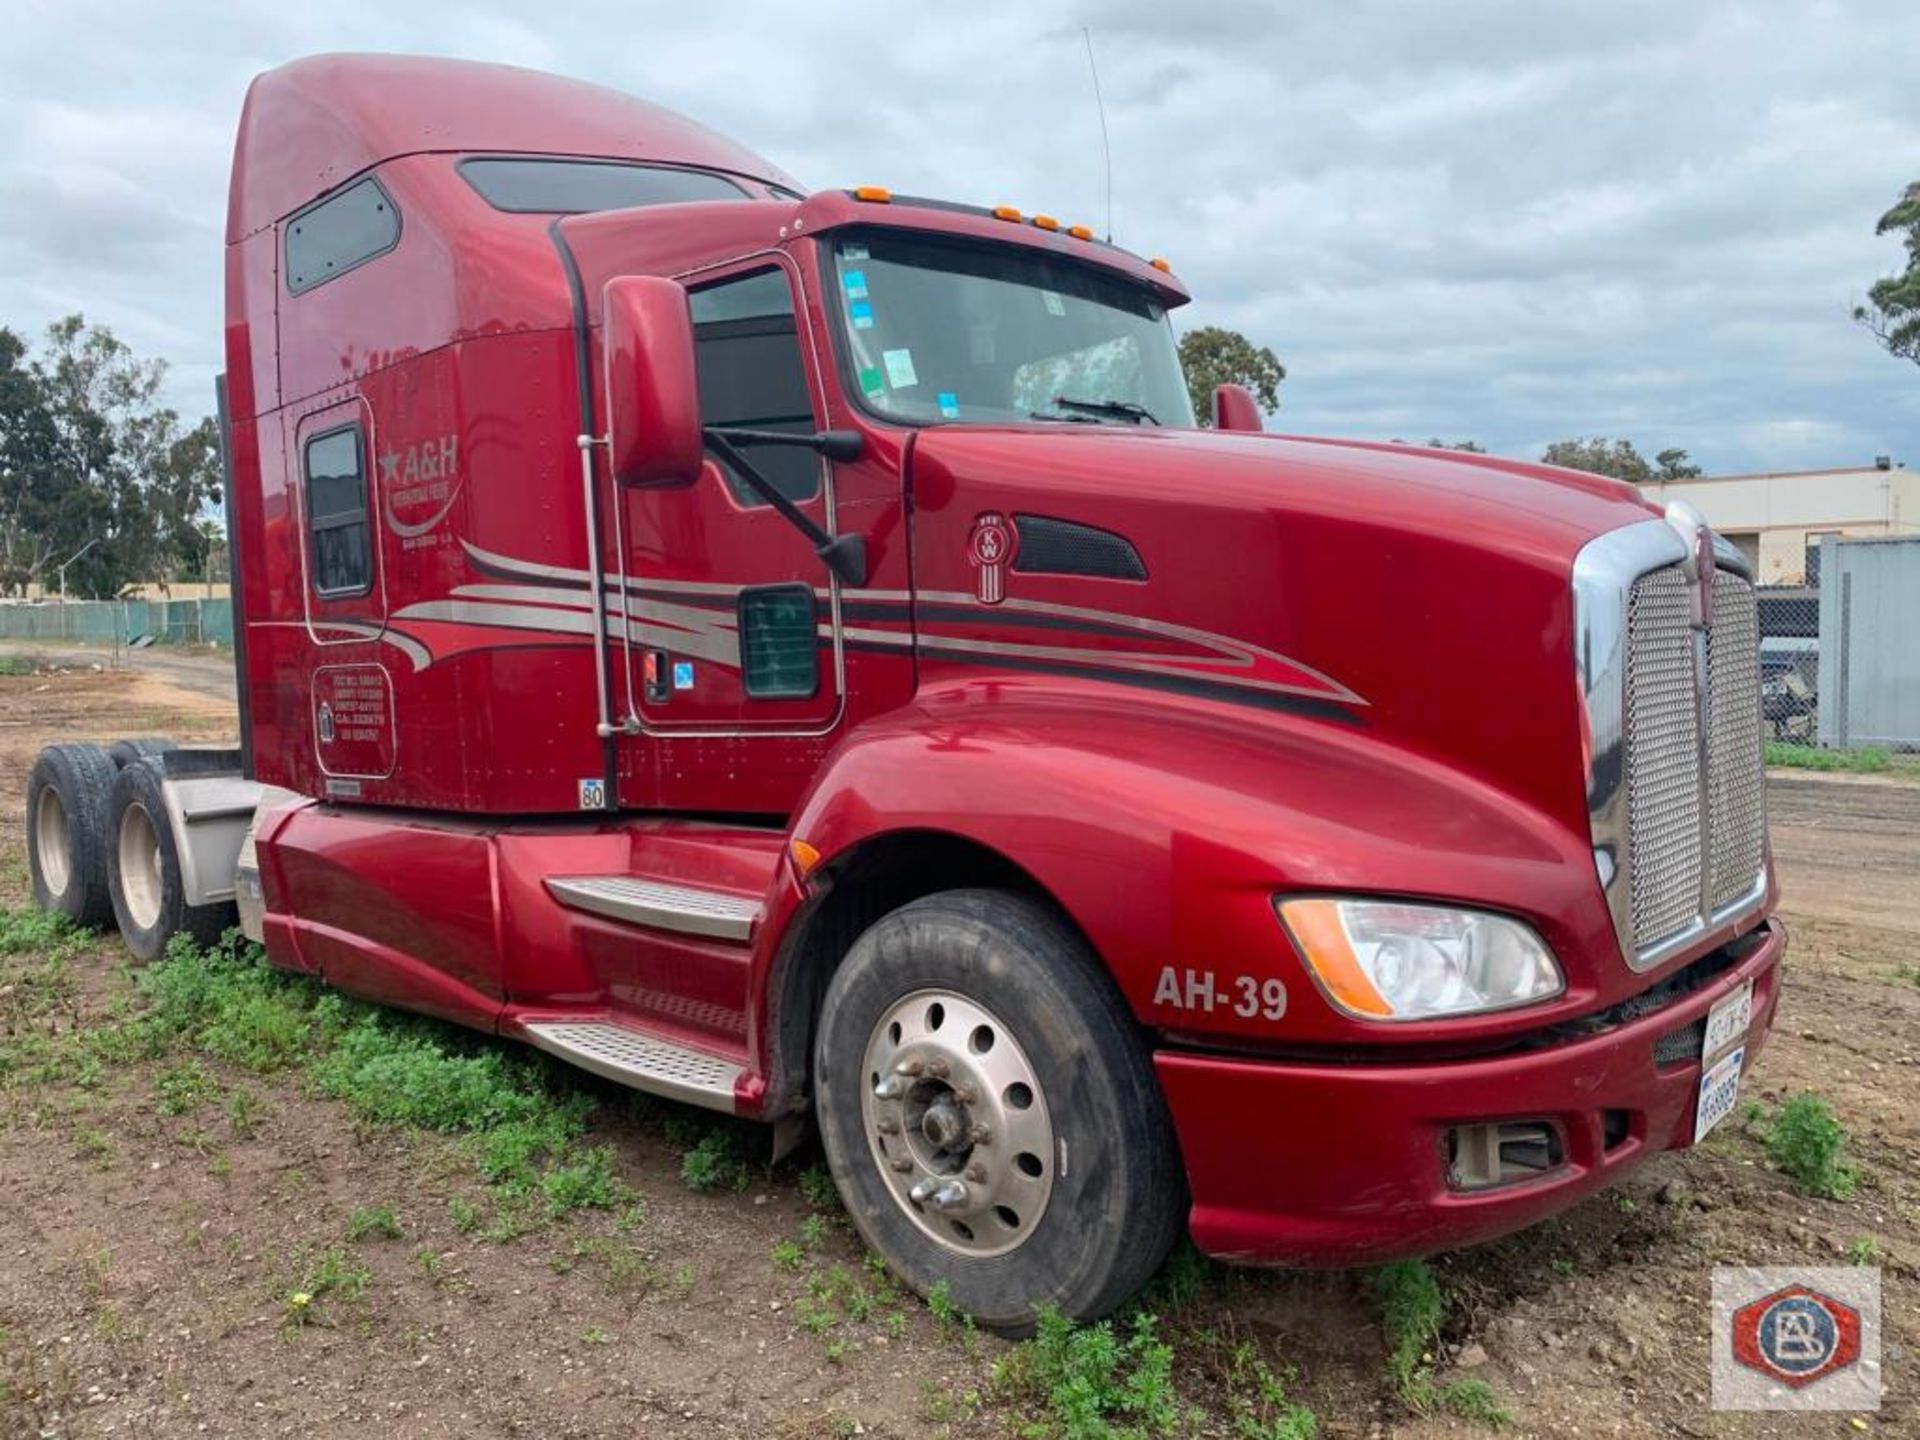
0,598,233,648
1757,534,1920,756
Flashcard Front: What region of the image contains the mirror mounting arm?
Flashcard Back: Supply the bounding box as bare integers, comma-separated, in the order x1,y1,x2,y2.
700,428,868,588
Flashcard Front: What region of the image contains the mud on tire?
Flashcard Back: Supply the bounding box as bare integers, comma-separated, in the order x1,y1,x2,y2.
813,889,1186,1333
27,743,118,927
105,757,235,963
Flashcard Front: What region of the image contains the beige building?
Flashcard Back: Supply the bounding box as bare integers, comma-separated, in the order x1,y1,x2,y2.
1641,458,1919,586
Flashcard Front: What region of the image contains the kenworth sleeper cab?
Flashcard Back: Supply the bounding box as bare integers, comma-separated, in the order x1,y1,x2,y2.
24,55,1782,1328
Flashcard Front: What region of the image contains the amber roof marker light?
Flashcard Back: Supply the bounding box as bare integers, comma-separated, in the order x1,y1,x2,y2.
851,185,892,203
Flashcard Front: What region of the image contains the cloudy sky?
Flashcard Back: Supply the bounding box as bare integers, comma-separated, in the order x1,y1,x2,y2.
2,0,1916,474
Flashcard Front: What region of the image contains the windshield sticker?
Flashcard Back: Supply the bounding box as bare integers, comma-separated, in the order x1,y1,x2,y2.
859,366,886,396
843,269,869,300
883,348,919,389
1042,290,1067,317
843,243,869,261
849,300,875,330
672,660,695,691
938,391,960,419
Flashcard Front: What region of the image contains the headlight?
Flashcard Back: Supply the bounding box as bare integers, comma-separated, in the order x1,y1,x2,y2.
1276,897,1565,1021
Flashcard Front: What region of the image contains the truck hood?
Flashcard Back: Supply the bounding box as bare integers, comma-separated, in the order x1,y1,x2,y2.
903,426,1663,842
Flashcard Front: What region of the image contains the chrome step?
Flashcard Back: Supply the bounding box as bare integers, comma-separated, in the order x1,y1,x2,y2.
545,875,760,941
523,1021,742,1114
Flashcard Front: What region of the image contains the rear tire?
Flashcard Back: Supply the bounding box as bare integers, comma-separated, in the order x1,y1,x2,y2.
108,737,174,769
26,743,117,927
813,889,1185,1332
105,758,235,963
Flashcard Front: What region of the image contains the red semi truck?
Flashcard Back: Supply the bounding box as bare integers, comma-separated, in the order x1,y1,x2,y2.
24,55,1782,1327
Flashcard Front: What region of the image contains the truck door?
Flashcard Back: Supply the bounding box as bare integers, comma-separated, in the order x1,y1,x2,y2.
619,259,843,734
288,396,397,786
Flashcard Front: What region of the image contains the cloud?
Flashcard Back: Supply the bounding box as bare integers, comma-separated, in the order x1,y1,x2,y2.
0,0,1915,471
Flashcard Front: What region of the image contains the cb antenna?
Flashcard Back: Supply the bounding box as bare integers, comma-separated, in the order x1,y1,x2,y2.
1082,26,1113,242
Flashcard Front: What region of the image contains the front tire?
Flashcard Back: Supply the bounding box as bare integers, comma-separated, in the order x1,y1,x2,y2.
814,889,1184,1332
27,743,117,926
105,758,234,963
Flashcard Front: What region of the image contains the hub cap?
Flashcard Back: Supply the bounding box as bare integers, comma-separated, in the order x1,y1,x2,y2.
117,802,163,932
35,787,71,897
861,989,1054,1258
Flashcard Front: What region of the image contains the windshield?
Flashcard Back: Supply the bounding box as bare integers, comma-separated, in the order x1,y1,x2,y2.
827,231,1195,428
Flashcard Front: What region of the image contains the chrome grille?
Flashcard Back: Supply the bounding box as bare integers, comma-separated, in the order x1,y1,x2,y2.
1624,568,1705,946
1706,571,1766,911
1622,563,1766,956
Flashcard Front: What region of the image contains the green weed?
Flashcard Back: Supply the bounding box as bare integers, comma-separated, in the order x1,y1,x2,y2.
994,1304,1180,1440
1371,1260,1510,1426
680,1129,752,1193
1756,1093,1859,1200
152,1059,217,1116
1846,1237,1883,1266
285,1245,370,1325
1226,1342,1318,1440
771,1239,805,1272
346,1204,402,1241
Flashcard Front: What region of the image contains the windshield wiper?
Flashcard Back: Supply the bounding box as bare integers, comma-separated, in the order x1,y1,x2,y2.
1048,395,1161,426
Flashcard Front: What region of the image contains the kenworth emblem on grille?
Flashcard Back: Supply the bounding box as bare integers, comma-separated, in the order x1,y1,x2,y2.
967,511,1016,604
1665,499,1716,630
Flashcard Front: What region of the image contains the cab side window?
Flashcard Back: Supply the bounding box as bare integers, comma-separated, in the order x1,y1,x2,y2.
688,269,819,507
304,425,372,596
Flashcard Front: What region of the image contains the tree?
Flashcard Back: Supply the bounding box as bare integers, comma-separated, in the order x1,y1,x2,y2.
1854,181,1920,368
1652,447,1702,481
1178,326,1285,425
1539,438,1702,484
0,316,223,597
1391,437,1486,452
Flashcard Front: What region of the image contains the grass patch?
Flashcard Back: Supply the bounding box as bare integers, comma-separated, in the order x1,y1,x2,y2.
994,1305,1180,1440
3,919,631,1238
346,1204,402,1241
1765,741,1892,774
0,654,37,677
679,1127,754,1193
1372,1260,1509,1426
1751,1093,1859,1200
285,1245,371,1326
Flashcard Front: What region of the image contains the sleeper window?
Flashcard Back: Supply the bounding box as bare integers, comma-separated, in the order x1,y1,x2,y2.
285,178,400,295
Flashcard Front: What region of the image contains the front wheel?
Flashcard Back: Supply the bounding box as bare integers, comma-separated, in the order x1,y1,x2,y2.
813,889,1185,1332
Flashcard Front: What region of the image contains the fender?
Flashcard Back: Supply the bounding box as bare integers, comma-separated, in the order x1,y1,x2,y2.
750,670,1624,1092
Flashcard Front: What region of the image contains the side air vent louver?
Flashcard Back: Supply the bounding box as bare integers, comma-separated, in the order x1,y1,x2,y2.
1012,515,1148,581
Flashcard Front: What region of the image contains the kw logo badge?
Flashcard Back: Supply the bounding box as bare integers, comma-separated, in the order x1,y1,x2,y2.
1731,1285,1862,1389
966,512,1016,604
1712,1266,1880,1412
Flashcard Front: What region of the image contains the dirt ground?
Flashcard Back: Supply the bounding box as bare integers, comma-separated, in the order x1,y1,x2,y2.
1,647,1915,1439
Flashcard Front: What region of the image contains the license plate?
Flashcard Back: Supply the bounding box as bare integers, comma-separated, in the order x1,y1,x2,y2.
1694,1045,1745,1142
1701,978,1754,1061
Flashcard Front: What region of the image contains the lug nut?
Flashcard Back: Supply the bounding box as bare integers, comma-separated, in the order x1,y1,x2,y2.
890,1156,913,1173
931,1180,970,1212
894,1058,924,1077
873,1076,906,1100
925,1058,950,1080
877,1116,901,1135
909,1176,941,1204
952,1084,977,1105
968,1123,992,1146
964,1162,987,1183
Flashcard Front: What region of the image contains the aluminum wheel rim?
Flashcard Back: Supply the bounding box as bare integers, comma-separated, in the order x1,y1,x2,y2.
35,787,71,897
118,802,163,932
861,988,1055,1259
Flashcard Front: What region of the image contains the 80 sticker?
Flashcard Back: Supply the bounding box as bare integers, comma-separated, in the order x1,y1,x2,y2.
1153,966,1287,1021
